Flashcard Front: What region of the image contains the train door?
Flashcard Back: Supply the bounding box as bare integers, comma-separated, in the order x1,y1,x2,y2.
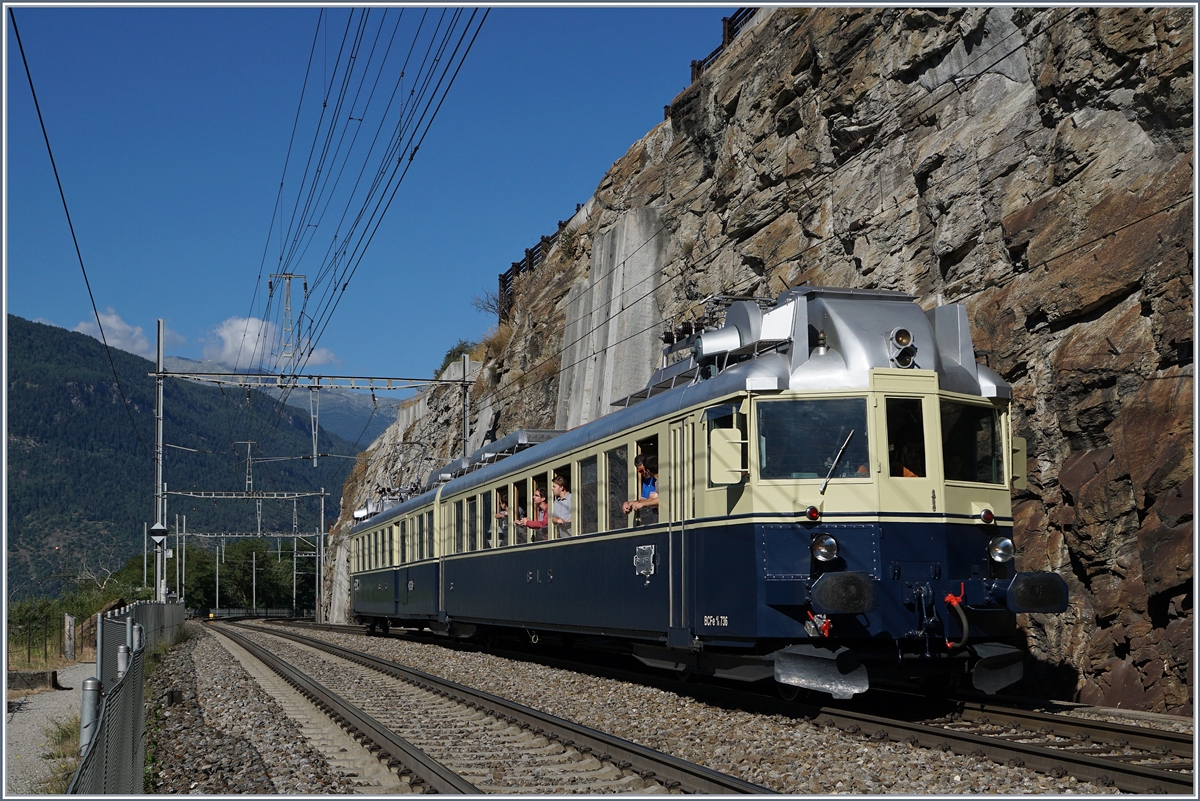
668,419,694,647
872,371,942,515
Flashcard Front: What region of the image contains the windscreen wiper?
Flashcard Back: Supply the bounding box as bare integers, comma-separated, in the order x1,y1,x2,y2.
819,429,855,495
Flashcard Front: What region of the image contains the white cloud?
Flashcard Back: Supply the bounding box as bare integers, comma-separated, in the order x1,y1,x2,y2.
204,316,276,367
203,316,336,370
73,308,156,358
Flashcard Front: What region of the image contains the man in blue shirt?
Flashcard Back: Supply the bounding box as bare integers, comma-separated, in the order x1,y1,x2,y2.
624,454,659,524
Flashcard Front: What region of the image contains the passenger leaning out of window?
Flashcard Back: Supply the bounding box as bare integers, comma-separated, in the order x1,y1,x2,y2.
551,474,572,537
517,485,550,541
623,454,659,525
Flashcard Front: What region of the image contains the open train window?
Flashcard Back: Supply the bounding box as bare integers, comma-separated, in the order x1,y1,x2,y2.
551,464,572,538
607,445,629,530
887,398,926,477
400,520,407,563
513,482,529,545
426,511,434,557
529,476,550,542
495,487,511,547
635,436,659,526
387,525,393,567
941,401,1003,484
579,456,598,535
416,514,425,560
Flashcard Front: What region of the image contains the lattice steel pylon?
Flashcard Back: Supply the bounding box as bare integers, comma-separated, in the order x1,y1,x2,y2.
269,272,306,374
233,441,260,535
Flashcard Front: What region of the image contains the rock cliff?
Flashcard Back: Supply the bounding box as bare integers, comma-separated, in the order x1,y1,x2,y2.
327,7,1192,714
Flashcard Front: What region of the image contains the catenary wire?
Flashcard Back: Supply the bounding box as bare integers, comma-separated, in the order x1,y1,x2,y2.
9,8,152,461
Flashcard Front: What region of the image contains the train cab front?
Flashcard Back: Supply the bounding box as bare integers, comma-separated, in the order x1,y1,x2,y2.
741,368,1069,700
767,514,1069,699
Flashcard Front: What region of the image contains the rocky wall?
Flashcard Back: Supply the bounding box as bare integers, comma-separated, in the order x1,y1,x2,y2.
330,7,1193,713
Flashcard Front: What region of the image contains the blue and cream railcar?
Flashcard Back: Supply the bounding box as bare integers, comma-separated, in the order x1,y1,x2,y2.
349,287,1067,698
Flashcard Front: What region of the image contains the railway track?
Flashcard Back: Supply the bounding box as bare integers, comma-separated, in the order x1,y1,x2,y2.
269,619,1193,794
211,622,773,794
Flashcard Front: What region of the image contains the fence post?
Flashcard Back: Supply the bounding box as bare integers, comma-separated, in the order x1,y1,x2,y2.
95,613,103,679
78,678,101,755
116,645,130,680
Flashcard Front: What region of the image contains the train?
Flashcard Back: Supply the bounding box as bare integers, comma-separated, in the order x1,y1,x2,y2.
348,286,1068,699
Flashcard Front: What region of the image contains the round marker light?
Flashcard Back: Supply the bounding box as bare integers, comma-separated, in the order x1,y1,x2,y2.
988,536,1015,563
894,346,917,368
891,328,913,348
805,505,821,521
979,508,996,524
811,534,839,562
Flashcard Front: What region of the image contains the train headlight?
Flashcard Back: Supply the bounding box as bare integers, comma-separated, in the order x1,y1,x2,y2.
891,328,913,348
988,536,1015,563
811,534,839,562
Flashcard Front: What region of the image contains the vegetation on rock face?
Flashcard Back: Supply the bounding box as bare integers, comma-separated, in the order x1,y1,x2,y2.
6,315,355,600
436,339,479,377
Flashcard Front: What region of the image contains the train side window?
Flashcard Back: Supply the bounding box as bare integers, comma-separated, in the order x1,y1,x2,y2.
426,511,434,557
941,401,1002,484
513,482,529,544
387,525,393,567
551,464,572,538
607,445,629,530
468,496,479,550
417,515,425,560
495,488,511,547
533,472,551,542
400,520,407,563
579,456,598,535
482,491,493,548
887,398,926,477
454,500,465,553
635,436,659,526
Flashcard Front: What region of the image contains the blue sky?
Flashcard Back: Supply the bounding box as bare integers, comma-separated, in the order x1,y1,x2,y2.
6,4,737,383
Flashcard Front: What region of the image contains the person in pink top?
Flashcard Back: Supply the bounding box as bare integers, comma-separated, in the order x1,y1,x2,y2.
517,486,550,541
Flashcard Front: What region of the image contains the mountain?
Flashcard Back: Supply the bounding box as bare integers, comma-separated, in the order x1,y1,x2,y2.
163,355,402,446
6,316,358,599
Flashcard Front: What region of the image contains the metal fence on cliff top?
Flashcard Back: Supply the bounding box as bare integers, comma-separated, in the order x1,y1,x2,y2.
497,8,759,321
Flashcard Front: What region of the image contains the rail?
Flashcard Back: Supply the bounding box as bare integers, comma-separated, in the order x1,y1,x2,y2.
232,622,774,793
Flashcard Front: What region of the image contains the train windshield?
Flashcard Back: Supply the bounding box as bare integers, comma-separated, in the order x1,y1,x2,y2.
941,401,1003,484
757,398,870,480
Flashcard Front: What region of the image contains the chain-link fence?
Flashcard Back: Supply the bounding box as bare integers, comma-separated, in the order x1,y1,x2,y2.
67,602,185,794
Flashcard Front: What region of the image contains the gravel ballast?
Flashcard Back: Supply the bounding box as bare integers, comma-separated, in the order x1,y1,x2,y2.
143,621,1190,794
271,626,1137,794
143,623,356,794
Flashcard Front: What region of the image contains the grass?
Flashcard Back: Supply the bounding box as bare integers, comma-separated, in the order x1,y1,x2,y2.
38,714,81,794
